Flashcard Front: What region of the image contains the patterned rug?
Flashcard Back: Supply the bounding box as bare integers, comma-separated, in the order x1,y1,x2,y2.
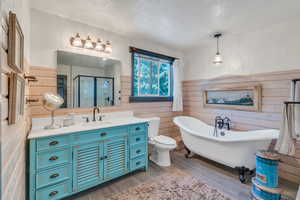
109,170,231,200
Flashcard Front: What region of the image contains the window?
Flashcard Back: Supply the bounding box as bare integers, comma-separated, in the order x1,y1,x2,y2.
129,47,174,102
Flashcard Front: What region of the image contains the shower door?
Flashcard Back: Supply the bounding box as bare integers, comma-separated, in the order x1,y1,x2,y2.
96,78,114,107
73,75,114,108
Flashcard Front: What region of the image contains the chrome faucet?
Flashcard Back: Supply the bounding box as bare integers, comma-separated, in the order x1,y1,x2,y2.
92,107,100,122
213,116,232,137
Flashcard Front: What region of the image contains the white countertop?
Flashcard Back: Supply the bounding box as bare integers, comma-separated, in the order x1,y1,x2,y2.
28,111,152,139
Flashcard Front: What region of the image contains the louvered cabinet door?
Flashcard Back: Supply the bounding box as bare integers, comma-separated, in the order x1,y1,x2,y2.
72,142,103,192
103,136,129,180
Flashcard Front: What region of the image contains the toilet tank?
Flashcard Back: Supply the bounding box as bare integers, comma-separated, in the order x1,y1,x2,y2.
147,117,160,138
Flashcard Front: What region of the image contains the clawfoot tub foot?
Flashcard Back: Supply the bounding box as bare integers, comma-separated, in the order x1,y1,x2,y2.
235,167,254,183
184,146,193,158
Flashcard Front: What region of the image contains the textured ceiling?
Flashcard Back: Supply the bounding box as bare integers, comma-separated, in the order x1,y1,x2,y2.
30,0,300,50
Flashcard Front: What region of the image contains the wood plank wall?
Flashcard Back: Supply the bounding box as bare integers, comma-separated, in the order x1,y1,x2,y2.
182,70,300,184
28,66,182,140
0,19,31,200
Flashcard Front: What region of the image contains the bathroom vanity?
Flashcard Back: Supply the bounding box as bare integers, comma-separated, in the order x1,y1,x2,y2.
28,116,149,200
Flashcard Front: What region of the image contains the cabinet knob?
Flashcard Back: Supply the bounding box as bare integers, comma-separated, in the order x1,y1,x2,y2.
49,141,59,146
49,156,58,161
49,191,58,197
50,173,59,179
135,127,141,131
136,161,141,166
100,132,107,137
136,138,140,142
136,149,141,154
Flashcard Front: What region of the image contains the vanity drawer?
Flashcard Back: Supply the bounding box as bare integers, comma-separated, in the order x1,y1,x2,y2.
129,133,146,146
37,149,71,170
129,124,146,135
73,127,128,144
36,180,71,200
130,156,146,171
37,136,70,152
130,143,146,159
36,165,71,189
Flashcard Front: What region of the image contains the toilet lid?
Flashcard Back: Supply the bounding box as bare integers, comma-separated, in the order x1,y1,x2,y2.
154,135,176,145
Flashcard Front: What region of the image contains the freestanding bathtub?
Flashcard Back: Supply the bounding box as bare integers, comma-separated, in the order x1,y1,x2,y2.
173,116,279,182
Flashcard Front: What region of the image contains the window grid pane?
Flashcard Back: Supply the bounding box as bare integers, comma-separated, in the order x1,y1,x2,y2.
134,54,172,97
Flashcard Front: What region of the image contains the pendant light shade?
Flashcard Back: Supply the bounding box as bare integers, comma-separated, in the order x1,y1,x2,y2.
213,33,223,65
104,41,112,53
213,52,223,65
95,39,104,51
84,36,94,49
72,33,83,47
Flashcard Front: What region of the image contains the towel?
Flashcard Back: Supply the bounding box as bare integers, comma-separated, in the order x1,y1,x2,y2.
294,81,300,138
275,80,300,156
275,104,296,156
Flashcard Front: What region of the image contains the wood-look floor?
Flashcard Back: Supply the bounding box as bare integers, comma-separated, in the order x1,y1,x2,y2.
65,151,298,200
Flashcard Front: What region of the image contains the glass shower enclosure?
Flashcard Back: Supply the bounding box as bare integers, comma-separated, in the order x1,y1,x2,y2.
73,75,114,108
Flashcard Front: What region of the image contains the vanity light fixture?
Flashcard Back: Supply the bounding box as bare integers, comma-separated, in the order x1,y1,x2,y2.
84,36,94,49
104,41,112,53
95,39,104,51
71,33,83,47
213,33,223,65
70,34,112,54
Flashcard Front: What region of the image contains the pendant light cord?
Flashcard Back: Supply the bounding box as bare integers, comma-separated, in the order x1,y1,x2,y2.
217,36,219,54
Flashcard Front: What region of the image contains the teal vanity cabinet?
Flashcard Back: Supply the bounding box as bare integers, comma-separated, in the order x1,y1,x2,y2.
29,123,148,200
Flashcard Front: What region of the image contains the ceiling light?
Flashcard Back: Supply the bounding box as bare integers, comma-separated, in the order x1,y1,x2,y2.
213,33,223,65
95,39,104,51
104,41,112,53
71,33,83,47
84,36,94,49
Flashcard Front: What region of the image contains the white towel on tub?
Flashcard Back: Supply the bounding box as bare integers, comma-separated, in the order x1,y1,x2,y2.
275,104,296,156
294,81,300,139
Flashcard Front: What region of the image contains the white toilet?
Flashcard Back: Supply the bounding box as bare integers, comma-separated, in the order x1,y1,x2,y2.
147,117,177,167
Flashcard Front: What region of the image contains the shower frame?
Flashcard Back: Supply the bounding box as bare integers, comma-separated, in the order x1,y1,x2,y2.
73,75,114,108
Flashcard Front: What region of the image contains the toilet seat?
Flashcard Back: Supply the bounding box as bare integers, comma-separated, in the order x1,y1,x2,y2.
153,135,176,146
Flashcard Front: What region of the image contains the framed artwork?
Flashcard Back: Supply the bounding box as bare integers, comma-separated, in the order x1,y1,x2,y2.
203,85,262,111
8,11,24,73
8,72,25,125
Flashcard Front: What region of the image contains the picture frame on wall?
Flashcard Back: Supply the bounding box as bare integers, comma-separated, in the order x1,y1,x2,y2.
8,11,24,73
203,84,262,112
8,72,25,125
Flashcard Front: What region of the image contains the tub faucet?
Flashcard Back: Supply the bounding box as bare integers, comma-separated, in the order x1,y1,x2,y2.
213,116,224,137
223,117,231,130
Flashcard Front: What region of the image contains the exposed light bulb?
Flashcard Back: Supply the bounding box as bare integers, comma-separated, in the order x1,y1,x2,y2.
95,39,104,51
84,36,94,49
71,33,82,47
213,52,223,65
104,41,112,53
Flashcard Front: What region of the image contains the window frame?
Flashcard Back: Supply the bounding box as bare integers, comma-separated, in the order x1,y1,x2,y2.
129,47,175,103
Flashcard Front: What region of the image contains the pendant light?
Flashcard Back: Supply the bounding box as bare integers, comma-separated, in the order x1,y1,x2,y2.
213,33,223,65
84,36,94,49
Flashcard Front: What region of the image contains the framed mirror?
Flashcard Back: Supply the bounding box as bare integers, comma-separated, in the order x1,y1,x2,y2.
57,51,121,108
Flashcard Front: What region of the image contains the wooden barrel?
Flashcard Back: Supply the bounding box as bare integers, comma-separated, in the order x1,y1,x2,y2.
255,151,280,188
251,178,281,200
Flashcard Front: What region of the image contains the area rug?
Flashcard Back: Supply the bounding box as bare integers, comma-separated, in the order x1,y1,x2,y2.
109,170,231,200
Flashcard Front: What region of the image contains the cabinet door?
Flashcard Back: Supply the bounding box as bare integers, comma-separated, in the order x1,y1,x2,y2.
72,142,103,192
103,136,129,180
